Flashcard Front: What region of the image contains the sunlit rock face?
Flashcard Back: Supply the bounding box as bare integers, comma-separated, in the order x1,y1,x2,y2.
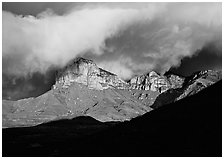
54,57,128,90
129,71,184,93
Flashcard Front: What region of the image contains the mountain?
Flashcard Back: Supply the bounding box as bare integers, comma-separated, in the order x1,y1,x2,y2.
3,80,222,156
2,58,158,127
129,70,185,92
2,57,221,128
151,70,221,109
54,57,128,90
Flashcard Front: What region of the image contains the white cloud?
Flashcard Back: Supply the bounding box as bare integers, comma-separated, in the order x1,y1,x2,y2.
3,3,221,78
3,4,162,76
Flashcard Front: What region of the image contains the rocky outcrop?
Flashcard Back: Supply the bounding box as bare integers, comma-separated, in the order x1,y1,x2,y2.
129,71,185,93
54,58,185,94
167,74,185,89
54,57,128,90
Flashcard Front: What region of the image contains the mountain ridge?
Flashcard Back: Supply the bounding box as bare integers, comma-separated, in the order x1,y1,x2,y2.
2,57,221,128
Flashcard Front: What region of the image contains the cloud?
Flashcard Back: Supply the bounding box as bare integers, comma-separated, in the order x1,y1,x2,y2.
91,3,221,76
97,60,133,80
170,40,222,76
3,2,221,79
3,3,163,76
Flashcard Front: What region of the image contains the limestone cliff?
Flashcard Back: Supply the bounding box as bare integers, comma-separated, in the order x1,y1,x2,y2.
54,57,128,90
129,71,184,93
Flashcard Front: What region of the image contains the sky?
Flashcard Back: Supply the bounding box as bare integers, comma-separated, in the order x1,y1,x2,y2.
2,2,222,100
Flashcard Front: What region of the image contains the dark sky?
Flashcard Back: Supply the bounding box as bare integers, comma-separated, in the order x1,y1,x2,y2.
170,41,222,76
2,70,57,100
2,2,77,15
2,2,222,100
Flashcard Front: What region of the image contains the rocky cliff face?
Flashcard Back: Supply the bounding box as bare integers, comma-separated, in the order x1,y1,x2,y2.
129,71,185,93
54,57,128,90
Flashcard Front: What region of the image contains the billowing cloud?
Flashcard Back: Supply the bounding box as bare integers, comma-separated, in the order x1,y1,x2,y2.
2,2,222,99
93,3,221,77
3,3,163,76
3,3,221,78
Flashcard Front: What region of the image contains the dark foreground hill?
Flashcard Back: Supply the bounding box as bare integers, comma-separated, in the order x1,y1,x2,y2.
3,80,222,157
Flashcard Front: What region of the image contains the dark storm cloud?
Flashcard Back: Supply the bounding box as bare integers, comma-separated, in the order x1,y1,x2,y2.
170,41,222,76
2,69,57,100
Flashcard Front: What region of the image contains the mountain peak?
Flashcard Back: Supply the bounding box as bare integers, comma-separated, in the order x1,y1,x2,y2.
148,71,159,77
72,57,94,65
60,57,96,72
53,57,127,90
